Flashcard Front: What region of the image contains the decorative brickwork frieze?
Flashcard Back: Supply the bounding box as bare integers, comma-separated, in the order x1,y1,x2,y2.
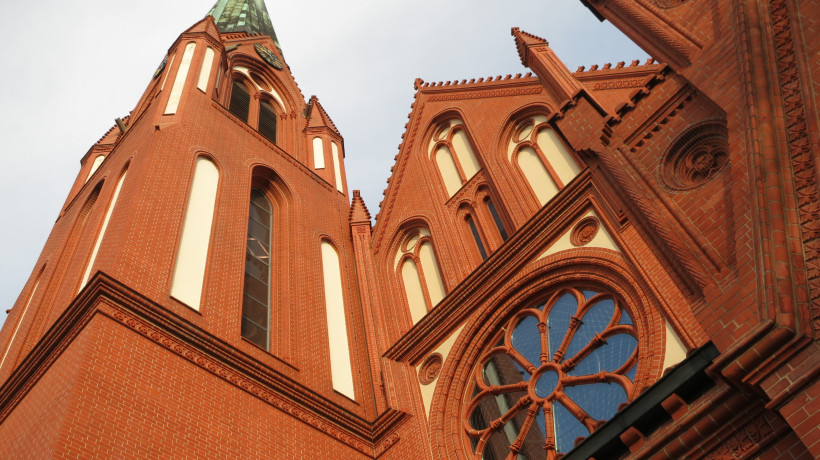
768,0,820,335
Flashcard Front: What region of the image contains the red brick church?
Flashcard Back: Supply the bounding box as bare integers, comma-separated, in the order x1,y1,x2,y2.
0,0,817,458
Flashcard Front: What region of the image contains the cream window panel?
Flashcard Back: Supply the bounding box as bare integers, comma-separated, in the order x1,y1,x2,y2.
170,157,219,310
165,42,197,114
518,147,559,205
320,242,356,399
435,146,462,197
401,259,427,324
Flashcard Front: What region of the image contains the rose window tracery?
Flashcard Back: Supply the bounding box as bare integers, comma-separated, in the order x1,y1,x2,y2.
464,288,638,459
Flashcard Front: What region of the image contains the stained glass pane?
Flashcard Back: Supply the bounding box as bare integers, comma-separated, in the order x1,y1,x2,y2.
564,382,627,421
483,353,529,385
511,315,541,368
619,309,634,325
553,400,589,453
569,333,637,376
565,298,615,362
547,293,576,359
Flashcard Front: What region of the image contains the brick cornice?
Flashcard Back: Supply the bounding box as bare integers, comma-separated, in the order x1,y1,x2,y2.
0,273,408,455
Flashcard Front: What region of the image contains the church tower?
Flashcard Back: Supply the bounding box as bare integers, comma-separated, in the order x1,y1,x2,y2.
1,0,817,458
0,1,408,457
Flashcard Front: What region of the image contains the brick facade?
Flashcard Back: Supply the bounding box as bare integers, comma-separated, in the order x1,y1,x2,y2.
0,0,817,458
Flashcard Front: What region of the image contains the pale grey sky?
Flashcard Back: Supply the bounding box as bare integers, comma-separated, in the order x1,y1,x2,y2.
0,1,644,328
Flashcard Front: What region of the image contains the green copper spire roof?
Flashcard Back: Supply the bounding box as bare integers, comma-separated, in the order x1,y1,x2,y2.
208,0,280,49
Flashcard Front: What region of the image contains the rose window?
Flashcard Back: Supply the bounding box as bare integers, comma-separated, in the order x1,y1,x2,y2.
465,288,638,459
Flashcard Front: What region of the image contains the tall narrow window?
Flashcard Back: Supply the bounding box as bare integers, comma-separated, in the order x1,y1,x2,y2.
331,141,344,193
258,100,277,144
396,228,447,324
313,137,325,169
229,80,251,122
170,157,219,310
465,215,488,260
0,266,44,371
485,197,508,241
508,115,580,206
197,47,215,92
242,189,271,349
320,241,356,399
85,155,105,183
79,167,129,290
430,119,482,197
165,42,196,114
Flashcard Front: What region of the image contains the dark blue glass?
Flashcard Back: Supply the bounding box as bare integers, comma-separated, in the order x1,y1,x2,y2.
547,293,577,359
582,290,599,301
618,309,634,325
553,400,589,453
568,333,637,376
483,353,530,386
534,370,559,398
626,363,638,381
564,298,615,362
511,315,542,368
534,406,547,438
564,382,627,421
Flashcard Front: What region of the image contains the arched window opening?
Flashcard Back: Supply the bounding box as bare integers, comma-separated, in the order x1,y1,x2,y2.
465,288,638,457
170,157,219,310
313,137,325,169
229,79,251,122
80,166,129,290
465,214,488,260
485,197,509,241
396,228,446,323
85,155,105,183
197,47,215,92
320,241,356,399
508,115,580,206
430,119,482,197
258,99,277,144
331,141,344,193
165,42,197,115
242,189,272,350
0,265,45,371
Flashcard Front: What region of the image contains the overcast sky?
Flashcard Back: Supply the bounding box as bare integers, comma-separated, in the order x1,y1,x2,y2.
0,1,644,328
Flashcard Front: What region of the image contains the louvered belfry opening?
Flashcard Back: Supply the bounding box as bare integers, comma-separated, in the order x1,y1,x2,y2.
229,80,251,122
259,100,277,144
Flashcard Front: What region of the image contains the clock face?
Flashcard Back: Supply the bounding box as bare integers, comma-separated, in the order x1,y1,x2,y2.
153,55,169,79
254,44,283,70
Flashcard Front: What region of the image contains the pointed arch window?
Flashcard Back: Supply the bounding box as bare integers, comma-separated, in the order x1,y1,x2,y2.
242,189,272,349
229,79,251,122
465,214,488,260
258,99,277,144
396,228,447,323
430,119,481,197
508,115,580,206
485,197,509,241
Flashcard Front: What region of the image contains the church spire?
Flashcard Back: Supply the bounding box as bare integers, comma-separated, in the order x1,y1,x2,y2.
207,0,280,49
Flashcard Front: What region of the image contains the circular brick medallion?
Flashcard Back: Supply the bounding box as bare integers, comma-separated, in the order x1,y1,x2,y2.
570,217,600,247
661,123,729,191
419,353,443,385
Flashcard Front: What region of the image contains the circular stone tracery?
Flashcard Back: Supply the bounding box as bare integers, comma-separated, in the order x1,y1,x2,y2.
464,288,638,458
661,122,729,190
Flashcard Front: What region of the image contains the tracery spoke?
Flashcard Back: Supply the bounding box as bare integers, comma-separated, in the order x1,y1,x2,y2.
554,391,603,434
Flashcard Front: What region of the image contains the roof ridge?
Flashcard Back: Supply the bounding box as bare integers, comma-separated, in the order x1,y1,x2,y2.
417,72,535,89
574,58,658,73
